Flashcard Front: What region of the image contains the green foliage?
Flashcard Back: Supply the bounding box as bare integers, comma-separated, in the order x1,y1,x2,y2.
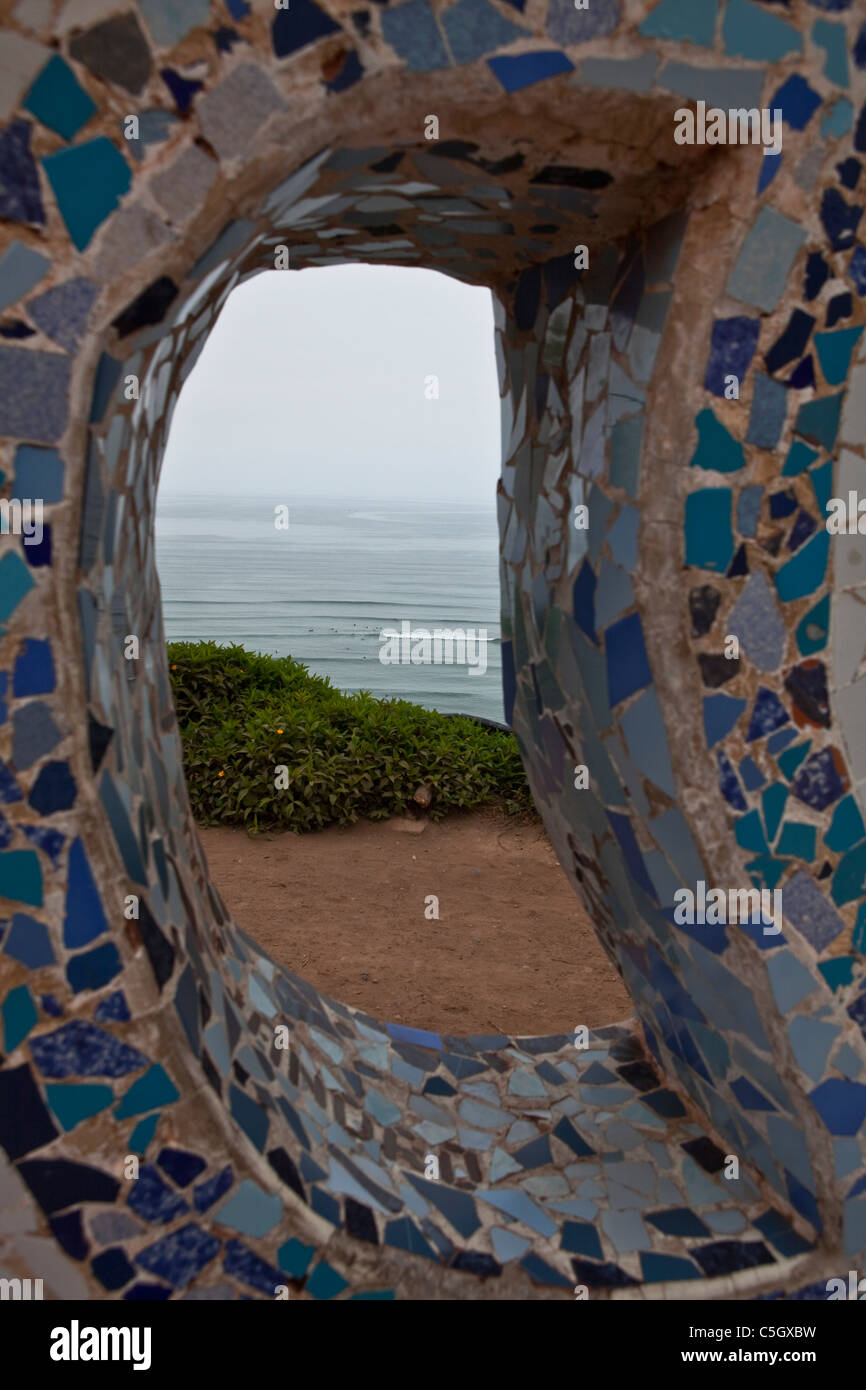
167,640,535,833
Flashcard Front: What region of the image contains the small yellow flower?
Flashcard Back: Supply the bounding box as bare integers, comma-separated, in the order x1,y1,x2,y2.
218,771,224,778
277,728,283,734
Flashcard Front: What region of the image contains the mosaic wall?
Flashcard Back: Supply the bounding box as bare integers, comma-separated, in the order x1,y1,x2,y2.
0,0,865,1300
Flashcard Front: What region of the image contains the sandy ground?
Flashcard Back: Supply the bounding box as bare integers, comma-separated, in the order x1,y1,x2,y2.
197,807,632,1037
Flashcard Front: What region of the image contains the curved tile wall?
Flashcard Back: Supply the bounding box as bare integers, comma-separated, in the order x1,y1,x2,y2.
0,0,865,1300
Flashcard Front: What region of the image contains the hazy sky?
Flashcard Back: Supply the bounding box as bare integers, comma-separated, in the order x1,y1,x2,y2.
160,264,501,502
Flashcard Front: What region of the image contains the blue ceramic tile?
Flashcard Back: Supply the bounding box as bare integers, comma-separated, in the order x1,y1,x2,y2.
487,51,574,92
381,0,449,69
0,119,45,224
27,278,98,351
808,1080,866,1135
770,73,821,130
0,240,49,312
746,374,787,448
63,837,108,948
783,870,845,950
704,316,759,396
137,1224,220,1289
4,912,54,968
441,0,523,62
726,209,807,312
604,612,652,707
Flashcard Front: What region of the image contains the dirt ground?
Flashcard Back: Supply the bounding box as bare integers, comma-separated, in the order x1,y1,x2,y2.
197,807,632,1037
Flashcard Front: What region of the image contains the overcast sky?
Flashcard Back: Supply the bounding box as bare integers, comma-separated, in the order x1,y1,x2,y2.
159,264,501,502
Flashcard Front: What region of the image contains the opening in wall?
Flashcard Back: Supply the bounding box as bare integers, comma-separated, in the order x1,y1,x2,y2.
155,263,628,1035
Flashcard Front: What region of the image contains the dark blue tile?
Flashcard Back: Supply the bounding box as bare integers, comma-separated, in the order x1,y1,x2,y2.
487,50,574,92
605,611,651,706
0,120,44,224
29,760,76,814
0,1063,58,1159
194,1164,233,1213
30,1020,148,1078
137,1224,220,1289
13,638,54,695
92,1246,136,1291
704,316,760,396
18,1156,119,1213
693,1239,774,1275
158,1147,207,1187
272,0,341,56
127,1166,190,1224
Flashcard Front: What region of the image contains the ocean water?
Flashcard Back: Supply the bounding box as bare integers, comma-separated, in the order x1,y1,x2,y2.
155,494,505,723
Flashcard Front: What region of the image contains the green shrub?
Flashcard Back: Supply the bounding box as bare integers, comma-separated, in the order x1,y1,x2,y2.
167,640,535,832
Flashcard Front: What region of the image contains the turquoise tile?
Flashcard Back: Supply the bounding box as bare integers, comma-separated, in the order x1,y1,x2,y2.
640,0,717,46
821,99,853,138
42,138,131,252
128,1113,159,1153
685,488,733,572
776,821,816,859
814,327,863,386
818,957,854,990
114,1063,180,1118
812,19,848,89
778,740,811,780
277,1238,316,1277
24,55,96,140
2,984,38,1052
736,809,769,854
762,784,788,842
0,553,35,622
0,851,42,907
774,531,829,602
45,1081,113,1131
806,590,836,675
307,1260,348,1300
809,459,834,513
690,408,745,472
726,207,807,313
825,795,865,853
782,441,819,477
723,0,801,62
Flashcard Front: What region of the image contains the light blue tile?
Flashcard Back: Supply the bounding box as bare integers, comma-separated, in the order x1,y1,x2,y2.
726,208,807,312
214,1180,282,1236
0,240,49,312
